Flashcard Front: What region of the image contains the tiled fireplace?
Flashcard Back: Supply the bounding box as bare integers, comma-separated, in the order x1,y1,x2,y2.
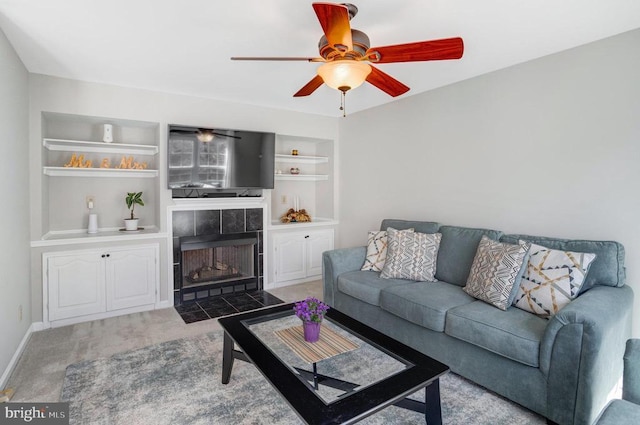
172,208,263,304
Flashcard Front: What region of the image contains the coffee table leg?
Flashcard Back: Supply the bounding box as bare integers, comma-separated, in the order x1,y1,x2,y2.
424,378,442,425
222,331,234,384
313,363,319,390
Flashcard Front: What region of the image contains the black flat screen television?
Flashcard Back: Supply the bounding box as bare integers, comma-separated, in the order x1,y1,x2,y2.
168,125,275,192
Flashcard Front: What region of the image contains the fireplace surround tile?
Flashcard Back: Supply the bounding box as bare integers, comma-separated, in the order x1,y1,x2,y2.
222,209,245,234
195,209,221,236
246,208,263,231
172,211,195,237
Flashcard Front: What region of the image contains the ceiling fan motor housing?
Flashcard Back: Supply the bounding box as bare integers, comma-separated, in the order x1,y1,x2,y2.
318,29,370,60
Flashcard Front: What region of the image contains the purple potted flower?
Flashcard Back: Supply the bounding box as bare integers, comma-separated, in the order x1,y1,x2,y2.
293,297,329,343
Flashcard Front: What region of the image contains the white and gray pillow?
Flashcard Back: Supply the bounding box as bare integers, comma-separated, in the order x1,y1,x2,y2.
464,236,530,310
380,228,441,282
512,243,596,318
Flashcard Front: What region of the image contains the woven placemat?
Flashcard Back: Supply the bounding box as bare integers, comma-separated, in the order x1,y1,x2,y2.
274,324,359,364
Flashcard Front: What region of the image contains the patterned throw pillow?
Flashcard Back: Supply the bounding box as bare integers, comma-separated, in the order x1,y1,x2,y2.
380,228,442,282
464,236,531,310
512,243,596,318
361,228,413,272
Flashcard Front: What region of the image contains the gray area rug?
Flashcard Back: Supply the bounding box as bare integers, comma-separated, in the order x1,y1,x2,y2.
61,330,545,425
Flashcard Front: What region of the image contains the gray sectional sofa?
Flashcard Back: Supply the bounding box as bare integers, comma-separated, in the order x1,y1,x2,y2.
322,219,633,425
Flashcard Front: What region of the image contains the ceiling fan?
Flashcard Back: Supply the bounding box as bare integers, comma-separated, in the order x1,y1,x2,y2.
169,127,242,143
232,2,464,104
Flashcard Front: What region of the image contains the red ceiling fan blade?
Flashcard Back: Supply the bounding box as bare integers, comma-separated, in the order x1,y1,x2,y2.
293,75,325,97
312,3,353,52
366,66,410,97
366,37,464,63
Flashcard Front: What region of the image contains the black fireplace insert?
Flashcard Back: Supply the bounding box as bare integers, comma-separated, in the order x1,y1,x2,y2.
179,232,259,303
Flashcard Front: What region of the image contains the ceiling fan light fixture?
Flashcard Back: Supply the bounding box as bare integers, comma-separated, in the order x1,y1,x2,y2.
317,60,371,92
196,129,215,143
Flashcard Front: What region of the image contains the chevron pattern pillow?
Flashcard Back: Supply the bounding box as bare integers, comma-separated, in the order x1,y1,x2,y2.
513,243,596,318
380,228,441,282
464,236,530,310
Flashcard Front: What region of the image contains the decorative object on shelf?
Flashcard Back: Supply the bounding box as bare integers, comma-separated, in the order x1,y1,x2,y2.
281,195,312,223
293,296,330,343
100,158,110,168
116,156,148,170
102,124,113,143
64,153,93,168
280,208,312,223
87,213,98,234
124,191,144,231
291,149,299,156
290,167,300,175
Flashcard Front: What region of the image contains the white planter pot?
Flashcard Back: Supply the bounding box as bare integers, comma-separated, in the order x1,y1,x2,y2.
124,218,139,231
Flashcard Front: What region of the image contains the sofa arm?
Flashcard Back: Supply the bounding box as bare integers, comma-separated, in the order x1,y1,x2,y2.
623,339,640,404
540,285,634,425
322,247,366,306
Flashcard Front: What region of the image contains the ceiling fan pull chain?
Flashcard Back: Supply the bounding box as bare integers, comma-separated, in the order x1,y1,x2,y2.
340,90,346,117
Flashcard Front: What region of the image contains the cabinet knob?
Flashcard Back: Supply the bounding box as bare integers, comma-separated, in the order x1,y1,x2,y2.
101,254,106,258
106,254,110,258
304,235,309,239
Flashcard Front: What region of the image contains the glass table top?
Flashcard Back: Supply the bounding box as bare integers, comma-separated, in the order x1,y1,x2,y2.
245,309,410,404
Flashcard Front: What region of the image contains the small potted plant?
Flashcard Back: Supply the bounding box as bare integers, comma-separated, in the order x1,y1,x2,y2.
293,297,330,343
124,191,144,231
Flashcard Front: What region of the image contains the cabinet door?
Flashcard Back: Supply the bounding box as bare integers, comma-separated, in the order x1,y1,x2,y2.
106,246,157,311
47,252,106,321
274,233,307,282
306,230,335,277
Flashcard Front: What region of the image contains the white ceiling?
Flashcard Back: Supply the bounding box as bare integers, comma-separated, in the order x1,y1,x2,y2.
1,0,639,117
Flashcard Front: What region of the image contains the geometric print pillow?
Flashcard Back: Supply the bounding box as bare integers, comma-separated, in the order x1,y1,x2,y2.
512,243,597,318
463,236,531,310
380,228,441,282
361,228,413,272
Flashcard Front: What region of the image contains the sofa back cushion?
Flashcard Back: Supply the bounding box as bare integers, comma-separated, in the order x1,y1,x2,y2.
380,219,439,234
435,225,503,286
500,234,625,291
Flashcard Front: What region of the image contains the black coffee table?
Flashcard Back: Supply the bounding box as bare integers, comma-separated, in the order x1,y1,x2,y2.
218,303,449,425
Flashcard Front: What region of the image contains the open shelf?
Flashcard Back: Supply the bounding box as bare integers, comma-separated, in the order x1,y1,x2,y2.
43,167,158,178
275,154,328,164
43,138,158,155
275,174,328,181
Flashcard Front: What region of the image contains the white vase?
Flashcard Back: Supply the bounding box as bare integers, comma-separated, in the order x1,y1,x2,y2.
124,218,139,231
102,124,113,143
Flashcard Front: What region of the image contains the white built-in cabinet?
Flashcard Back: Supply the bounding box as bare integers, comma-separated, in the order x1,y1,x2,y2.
272,229,334,285
45,244,159,325
267,134,337,289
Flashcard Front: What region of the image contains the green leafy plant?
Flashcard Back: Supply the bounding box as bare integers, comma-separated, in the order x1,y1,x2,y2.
125,192,144,219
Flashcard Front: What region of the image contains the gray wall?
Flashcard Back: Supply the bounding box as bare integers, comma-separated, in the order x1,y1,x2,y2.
338,29,640,336
0,28,30,384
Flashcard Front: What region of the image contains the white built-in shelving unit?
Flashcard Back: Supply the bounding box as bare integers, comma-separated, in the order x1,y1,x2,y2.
39,112,160,240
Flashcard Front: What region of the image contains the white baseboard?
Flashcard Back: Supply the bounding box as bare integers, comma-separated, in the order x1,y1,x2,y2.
0,323,37,389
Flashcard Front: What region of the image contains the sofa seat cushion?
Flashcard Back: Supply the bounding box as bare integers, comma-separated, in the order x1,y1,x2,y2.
379,281,475,332
445,301,547,367
337,271,408,306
